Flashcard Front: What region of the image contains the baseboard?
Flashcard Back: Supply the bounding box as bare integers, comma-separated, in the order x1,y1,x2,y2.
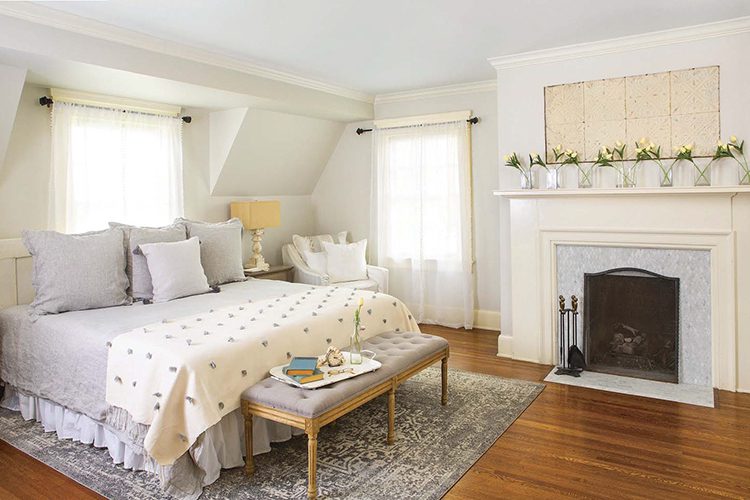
497,334,513,358
473,309,500,331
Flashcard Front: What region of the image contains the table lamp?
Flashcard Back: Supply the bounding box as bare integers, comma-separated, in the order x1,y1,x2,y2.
230,200,281,271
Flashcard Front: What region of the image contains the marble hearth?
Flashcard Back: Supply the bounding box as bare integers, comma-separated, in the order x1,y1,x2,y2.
493,187,750,398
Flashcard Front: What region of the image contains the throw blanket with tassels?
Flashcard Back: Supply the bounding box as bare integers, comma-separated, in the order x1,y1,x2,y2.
106,286,419,465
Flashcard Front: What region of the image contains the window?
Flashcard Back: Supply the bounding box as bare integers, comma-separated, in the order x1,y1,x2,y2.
374,118,474,328
50,101,184,233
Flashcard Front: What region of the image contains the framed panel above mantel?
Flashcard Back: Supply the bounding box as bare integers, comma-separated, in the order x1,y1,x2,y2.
493,186,750,199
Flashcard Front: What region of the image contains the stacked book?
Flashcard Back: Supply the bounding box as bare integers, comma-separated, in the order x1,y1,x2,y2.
283,357,324,384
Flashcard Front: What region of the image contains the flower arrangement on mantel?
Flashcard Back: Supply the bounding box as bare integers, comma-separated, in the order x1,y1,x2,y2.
503,135,750,190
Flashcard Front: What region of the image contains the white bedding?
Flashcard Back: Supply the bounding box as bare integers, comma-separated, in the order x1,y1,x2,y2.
107,285,419,465
0,278,419,498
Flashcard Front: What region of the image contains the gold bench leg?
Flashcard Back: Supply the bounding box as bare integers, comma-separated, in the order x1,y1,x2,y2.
441,356,448,406
244,413,254,475
387,387,396,445
307,430,318,499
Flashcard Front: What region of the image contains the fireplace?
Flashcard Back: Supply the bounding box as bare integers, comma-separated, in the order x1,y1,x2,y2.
584,268,679,384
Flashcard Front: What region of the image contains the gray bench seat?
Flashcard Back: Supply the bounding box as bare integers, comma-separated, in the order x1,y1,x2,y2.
240,330,450,499
243,331,448,418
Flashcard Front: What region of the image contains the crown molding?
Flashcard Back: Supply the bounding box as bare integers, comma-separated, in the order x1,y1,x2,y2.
0,3,374,103
488,16,750,70
374,80,495,104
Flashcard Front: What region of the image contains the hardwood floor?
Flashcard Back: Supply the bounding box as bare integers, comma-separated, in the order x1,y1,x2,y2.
1,326,748,499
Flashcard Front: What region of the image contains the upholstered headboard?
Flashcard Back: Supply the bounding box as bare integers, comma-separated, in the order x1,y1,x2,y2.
0,238,33,308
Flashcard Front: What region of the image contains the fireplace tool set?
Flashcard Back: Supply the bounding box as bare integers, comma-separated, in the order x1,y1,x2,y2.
556,295,586,377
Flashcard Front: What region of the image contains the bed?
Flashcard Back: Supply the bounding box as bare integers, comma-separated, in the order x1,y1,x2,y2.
0,239,419,499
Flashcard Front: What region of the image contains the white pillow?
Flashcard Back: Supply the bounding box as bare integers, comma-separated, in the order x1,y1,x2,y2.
293,232,348,263
321,239,368,283
302,250,328,275
138,237,211,303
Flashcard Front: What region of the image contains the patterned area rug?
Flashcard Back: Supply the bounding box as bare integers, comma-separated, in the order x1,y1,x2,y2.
0,368,543,499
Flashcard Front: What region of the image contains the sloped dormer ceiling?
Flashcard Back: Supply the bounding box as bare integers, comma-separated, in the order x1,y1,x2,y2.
0,63,25,170
209,107,345,196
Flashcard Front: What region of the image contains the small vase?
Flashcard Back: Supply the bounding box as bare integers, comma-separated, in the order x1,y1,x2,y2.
617,164,637,188
577,164,594,188
520,170,536,189
349,322,363,365
545,169,560,189
694,162,711,187
659,165,673,187
739,165,750,185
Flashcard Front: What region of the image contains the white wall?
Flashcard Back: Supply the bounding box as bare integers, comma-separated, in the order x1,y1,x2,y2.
0,86,318,265
495,31,750,346
312,89,501,329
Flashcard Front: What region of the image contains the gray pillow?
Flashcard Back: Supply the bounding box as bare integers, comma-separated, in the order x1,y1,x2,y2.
22,228,131,315
175,218,245,286
109,222,187,300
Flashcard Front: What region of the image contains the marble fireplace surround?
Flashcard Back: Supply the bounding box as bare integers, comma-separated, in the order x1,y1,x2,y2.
556,245,711,387
493,187,750,392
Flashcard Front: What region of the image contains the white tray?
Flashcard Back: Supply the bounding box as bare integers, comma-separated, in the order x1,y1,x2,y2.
270,352,381,390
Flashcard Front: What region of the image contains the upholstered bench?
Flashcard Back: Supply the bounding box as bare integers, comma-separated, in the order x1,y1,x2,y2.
241,331,449,499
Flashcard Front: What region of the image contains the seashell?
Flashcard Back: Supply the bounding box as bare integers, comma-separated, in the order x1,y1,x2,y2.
320,346,345,367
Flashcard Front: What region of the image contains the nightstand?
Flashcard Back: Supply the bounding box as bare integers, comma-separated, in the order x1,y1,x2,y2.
244,265,294,282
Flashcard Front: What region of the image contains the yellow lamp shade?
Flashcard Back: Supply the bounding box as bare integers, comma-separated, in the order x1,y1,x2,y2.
230,201,281,229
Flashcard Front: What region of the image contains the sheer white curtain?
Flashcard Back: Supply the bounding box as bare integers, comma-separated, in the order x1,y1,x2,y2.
373,120,474,328
50,102,184,233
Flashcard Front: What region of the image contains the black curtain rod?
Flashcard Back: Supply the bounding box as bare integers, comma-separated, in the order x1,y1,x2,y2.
356,116,479,135
39,96,192,123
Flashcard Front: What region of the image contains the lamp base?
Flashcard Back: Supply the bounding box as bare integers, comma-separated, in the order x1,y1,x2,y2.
246,228,270,272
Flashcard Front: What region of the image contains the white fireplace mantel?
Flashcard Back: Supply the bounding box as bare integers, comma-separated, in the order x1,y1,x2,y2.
493,187,750,392
494,186,750,198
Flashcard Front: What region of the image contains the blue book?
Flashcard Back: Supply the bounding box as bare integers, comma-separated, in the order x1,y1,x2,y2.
283,357,319,376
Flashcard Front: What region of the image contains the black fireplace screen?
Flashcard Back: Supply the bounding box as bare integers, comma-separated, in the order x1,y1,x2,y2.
584,268,679,384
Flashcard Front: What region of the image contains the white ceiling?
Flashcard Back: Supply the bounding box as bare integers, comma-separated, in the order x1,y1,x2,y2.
36,0,750,95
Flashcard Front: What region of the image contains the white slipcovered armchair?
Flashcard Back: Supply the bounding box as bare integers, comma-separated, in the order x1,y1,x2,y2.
281,234,389,293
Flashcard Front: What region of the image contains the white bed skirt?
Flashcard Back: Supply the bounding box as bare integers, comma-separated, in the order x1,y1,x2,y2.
1,386,303,499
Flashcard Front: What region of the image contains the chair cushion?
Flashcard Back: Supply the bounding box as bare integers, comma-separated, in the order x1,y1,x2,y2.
335,279,379,292
242,331,447,418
